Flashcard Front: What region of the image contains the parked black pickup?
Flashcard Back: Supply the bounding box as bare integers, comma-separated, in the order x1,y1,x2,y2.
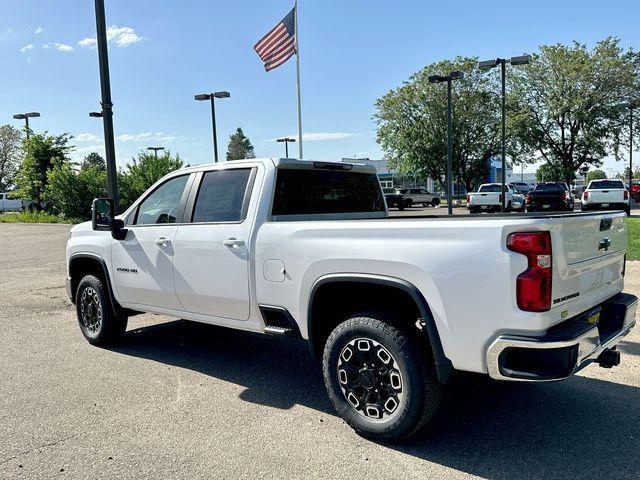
526,182,574,212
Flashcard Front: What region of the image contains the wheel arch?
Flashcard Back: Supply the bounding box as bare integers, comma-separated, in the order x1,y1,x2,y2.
307,274,452,383
68,253,120,316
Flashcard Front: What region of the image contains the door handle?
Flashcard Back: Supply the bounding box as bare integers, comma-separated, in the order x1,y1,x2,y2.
223,238,245,247
155,237,171,246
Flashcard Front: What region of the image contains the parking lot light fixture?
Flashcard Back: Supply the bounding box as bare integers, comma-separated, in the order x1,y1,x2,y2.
195,91,230,163
276,137,296,157
147,146,165,159
428,71,465,215
13,112,41,140
478,54,530,212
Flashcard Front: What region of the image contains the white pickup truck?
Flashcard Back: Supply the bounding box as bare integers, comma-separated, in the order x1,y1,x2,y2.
467,183,524,213
582,179,630,216
0,192,24,212
66,158,637,441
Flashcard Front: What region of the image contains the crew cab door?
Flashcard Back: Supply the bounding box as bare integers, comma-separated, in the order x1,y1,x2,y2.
111,173,192,310
172,166,258,321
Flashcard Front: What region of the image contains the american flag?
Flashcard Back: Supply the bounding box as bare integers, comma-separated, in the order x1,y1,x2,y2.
254,7,296,72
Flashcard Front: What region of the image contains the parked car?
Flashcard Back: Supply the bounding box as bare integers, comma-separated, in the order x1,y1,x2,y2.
582,179,630,215
630,181,640,202
525,182,574,212
0,192,24,213
510,182,533,194
382,187,404,210
66,158,637,442
397,187,440,207
467,183,523,213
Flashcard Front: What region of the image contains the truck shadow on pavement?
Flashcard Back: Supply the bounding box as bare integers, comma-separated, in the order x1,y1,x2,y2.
112,319,640,479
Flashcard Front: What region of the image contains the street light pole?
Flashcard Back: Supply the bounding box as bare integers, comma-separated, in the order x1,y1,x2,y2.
13,112,40,140
479,55,530,212
277,137,296,157
93,0,119,214
429,71,464,215
195,91,230,163
147,146,165,160
631,103,634,196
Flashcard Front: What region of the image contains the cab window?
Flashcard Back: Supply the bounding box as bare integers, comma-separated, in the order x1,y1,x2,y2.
191,169,253,223
133,175,189,225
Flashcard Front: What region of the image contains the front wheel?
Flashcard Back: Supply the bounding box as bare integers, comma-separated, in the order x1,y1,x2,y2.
431,198,440,207
76,275,127,346
322,314,442,442
404,199,413,208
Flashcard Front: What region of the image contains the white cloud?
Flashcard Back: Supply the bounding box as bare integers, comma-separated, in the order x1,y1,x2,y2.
75,133,101,143
44,42,74,52
79,25,142,49
78,37,97,48
34,27,44,34
55,43,74,52
115,132,175,143
271,132,357,142
20,44,34,52
26,57,32,64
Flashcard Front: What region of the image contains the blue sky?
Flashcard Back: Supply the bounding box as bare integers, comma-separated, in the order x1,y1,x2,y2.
1,0,638,174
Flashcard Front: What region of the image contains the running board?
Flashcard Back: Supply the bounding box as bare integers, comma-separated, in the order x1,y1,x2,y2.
264,325,294,336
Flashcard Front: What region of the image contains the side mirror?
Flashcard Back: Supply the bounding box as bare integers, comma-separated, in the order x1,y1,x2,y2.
92,198,113,231
92,198,128,240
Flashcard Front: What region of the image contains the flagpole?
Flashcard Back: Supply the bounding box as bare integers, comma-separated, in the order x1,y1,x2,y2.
294,0,303,158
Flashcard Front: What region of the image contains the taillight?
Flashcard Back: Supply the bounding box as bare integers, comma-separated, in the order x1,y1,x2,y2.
562,191,568,201
624,190,629,200
507,232,552,312
499,193,503,203
525,193,532,203
466,193,470,203
583,191,589,201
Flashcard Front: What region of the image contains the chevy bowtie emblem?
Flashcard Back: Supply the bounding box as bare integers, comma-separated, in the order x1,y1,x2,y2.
598,237,611,251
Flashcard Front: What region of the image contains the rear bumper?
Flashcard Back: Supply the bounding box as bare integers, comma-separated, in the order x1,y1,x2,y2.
582,203,628,211
486,292,637,381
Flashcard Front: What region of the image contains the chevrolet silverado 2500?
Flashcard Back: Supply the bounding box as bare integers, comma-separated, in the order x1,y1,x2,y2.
66,158,637,441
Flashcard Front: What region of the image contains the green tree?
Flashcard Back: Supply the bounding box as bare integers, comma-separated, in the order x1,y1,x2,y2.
118,150,184,209
509,38,640,184
535,162,567,182
226,128,255,161
81,152,106,172
585,169,607,183
0,125,23,191
375,56,500,192
14,132,72,204
45,161,107,220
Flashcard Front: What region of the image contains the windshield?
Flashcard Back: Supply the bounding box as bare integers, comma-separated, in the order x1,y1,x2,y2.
534,183,565,192
478,184,502,192
589,180,625,190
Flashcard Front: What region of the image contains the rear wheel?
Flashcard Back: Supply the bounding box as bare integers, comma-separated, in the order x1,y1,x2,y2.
76,275,127,346
322,314,442,442
431,198,440,207
405,199,413,208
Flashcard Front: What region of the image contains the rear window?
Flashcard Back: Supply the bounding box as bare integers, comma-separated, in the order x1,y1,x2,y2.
589,180,625,190
272,168,385,216
478,184,501,192
534,183,565,192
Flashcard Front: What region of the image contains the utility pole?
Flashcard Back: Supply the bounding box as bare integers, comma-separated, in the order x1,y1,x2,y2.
93,0,119,214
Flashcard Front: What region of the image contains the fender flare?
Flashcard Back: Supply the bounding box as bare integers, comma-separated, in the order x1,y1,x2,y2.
68,252,120,316
307,273,453,383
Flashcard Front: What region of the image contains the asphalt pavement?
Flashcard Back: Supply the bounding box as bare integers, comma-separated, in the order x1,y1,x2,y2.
1,223,639,479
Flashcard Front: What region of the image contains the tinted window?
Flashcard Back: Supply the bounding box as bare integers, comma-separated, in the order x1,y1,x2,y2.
478,184,502,192
134,175,189,225
534,183,565,192
589,180,625,190
272,168,385,215
192,169,252,223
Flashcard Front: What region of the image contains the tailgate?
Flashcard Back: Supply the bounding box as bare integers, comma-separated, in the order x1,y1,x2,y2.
552,212,626,308
470,193,499,205
588,189,626,203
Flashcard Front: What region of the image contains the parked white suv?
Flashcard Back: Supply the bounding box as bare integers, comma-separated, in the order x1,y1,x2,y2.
66,158,637,441
467,183,524,213
582,179,630,215
396,187,440,207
